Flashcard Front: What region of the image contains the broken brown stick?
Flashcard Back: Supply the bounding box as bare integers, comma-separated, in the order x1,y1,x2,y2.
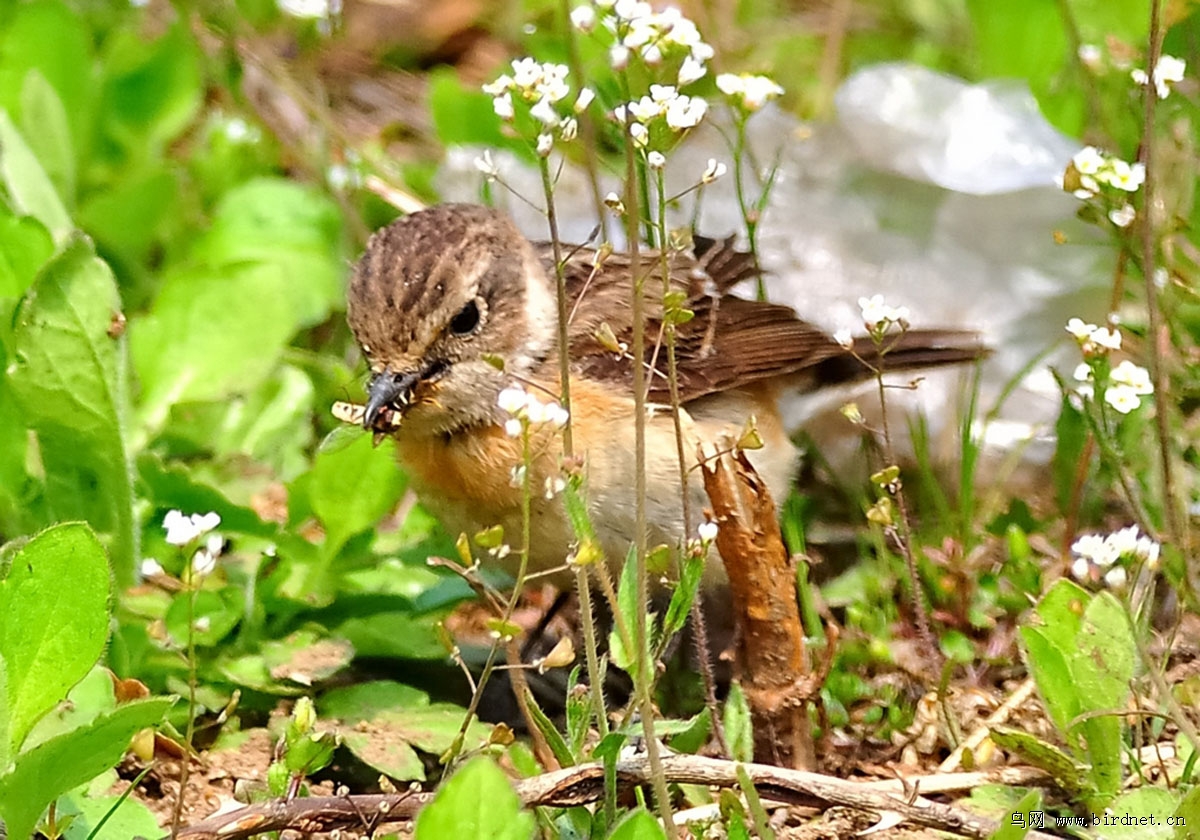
698,443,816,770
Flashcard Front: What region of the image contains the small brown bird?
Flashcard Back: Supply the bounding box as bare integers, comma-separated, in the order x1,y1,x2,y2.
347,203,982,576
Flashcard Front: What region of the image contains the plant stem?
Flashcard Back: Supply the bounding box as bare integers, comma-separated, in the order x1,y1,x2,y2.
625,136,677,839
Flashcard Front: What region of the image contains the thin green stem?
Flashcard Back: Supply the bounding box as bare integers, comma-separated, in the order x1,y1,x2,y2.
625,134,677,839
539,157,574,455
170,553,200,838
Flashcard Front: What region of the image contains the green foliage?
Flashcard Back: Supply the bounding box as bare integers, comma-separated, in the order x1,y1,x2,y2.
0,523,172,840
1017,579,1137,807
414,756,536,840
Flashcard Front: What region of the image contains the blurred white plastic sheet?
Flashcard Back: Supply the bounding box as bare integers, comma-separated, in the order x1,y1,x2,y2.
439,63,1115,465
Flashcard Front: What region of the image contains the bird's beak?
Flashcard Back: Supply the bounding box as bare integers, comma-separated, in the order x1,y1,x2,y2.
364,368,419,430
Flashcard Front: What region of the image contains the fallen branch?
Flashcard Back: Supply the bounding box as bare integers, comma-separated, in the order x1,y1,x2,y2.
176,752,1058,839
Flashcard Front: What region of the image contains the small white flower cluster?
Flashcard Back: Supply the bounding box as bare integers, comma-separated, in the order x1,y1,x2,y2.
858,294,910,335
1062,147,1145,228
1131,55,1186,99
716,73,785,113
574,1,714,85
483,58,589,156
1065,317,1121,354
613,83,708,147
163,510,221,546
1066,318,1154,415
1071,524,1161,589
498,384,570,438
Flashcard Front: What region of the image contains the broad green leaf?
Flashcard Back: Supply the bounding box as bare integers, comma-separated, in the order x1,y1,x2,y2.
20,71,74,205
98,23,202,155
1018,626,1080,744
21,665,115,752
57,791,161,840
318,681,430,722
1075,592,1136,711
194,178,344,327
0,523,110,761
76,167,178,267
1100,788,1180,840
136,452,279,539
0,110,71,241
414,756,534,840
990,727,1089,798
608,809,669,840
131,261,294,434
307,433,406,557
0,209,53,303
0,0,94,156
990,788,1041,840
0,697,172,840
1176,785,1200,839
7,239,138,586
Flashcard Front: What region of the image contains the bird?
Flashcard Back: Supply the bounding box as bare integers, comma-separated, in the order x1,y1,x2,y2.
345,203,984,579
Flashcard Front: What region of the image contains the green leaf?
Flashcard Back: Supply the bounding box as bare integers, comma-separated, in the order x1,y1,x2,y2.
523,689,575,767
20,70,74,205
990,788,1041,840
99,23,202,154
414,756,534,840
1100,788,1180,840
0,109,71,241
1176,785,1200,839
724,682,753,763
194,178,344,327
57,790,162,840
0,0,94,157
0,208,53,303
307,433,407,557
0,523,110,761
663,553,704,638
0,697,173,840
608,809,669,840
989,726,1089,798
7,239,138,587
130,261,295,434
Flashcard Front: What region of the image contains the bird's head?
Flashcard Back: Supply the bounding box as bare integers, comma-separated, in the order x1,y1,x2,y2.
347,204,557,436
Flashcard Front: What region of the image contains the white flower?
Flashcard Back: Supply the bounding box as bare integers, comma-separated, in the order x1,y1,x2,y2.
647,150,666,169
649,84,677,103
1072,146,1105,176
1133,55,1186,98
678,56,706,85
1073,362,1093,382
833,328,854,349
603,191,624,212
474,150,499,180
1105,384,1142,414
1104,566,1128,589
1137,536,1161,568
492,93,515,121
544,477,566,499
498,385,529,415
628,96,660,122
482,75,512,97
140,558,165,578
1078,44,1102,70
560,118,578,141
716,73,783,112
191,547,218,578
1108,204,1136,227
1090,326,1122,350
164,510,221,546
698,520,719,542
1110,359,1153,394
193,615,212,633
570,4,595,31
664,94,707,129
277,0,332,19
859,294,889,327
610,44,630,69
574,88,595,112
701,158,726,183
1104,159,1145,192
628,121,648,146
1066,317,1098,340
1108,525,1140,557
546,403,570,428
642,43,663,64
613,0,650,20
1071,556,1092,582
511,57,542,90
530,98,560,127
504,418,524,438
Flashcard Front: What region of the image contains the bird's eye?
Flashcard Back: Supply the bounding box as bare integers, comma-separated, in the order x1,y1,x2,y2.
449,299,481,335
